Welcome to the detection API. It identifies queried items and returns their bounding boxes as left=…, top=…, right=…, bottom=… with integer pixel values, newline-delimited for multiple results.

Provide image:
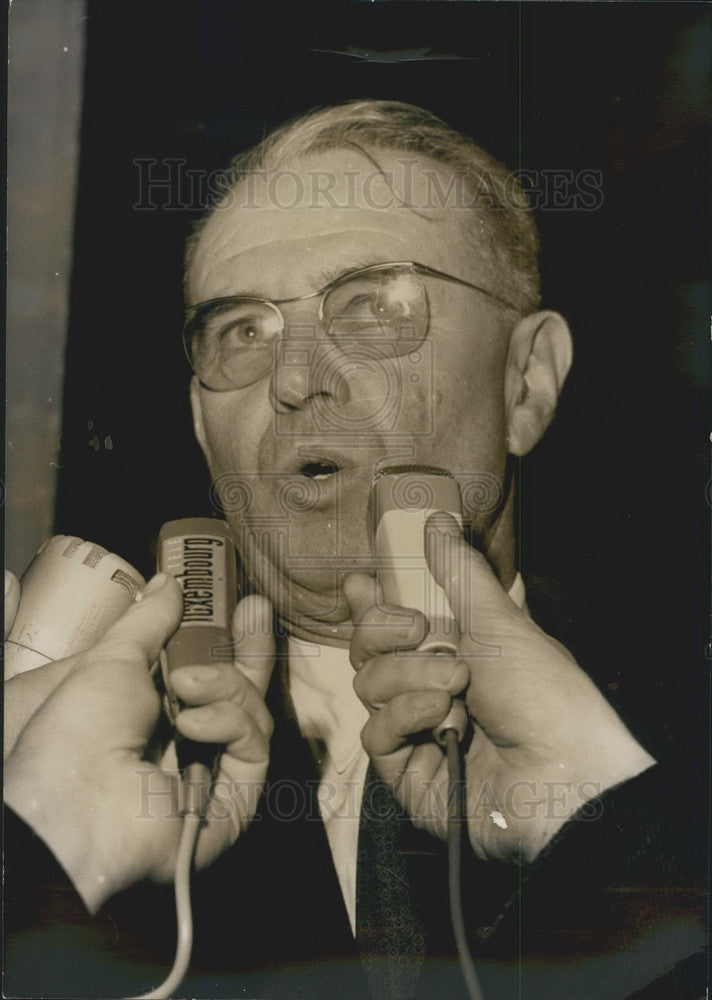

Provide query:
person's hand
left=4, top=572, right=275, bottom=912
left=344, top=515, right=655, bottom=863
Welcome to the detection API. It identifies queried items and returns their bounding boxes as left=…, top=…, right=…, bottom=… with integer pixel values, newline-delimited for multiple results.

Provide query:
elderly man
left=4, top=101, right=704, bottom=999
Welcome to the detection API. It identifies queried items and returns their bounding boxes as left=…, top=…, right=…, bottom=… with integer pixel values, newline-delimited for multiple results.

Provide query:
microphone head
left=372, top=463, right=454, bottom=484
left=5, top=537, right=145, bottom=678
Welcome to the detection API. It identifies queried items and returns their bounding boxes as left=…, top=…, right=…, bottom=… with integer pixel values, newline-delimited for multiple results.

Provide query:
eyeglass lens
left=186, top=265, right=430, bottom=390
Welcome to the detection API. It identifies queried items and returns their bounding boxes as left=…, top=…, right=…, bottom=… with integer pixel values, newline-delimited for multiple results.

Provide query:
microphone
left=157, top=518, right=237, bottom=779
left=368, top=464, right=468, bottom=744
left=5, top=537, right=145, bottom=680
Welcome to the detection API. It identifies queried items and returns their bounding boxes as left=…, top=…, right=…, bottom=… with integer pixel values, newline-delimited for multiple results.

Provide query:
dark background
left=55, top=1, right=709, bottom=754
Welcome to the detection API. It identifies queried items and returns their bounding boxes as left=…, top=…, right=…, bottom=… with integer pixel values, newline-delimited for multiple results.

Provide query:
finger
left=170, top=662, right=273, bottom=736
left=61, top=574, right=185, bottom=739
left=6, top=577, right=183, bottom=770
left=231, top=594, right=275, bottom=697
left=425, top=513, right=516, bottom=629
left=4, top=571, right=21, bottom=639
left=345, top=574, right=428, bottom=668
left=176, top=701, right=271, bottom=764
left=361, top=689, right=452, bottom=757
left=354, top=652, right=469, bottom=710
left=4, top=657, right=78, bottom=758
left=94, top=573, right=184, bottom=669
left=350, top=604, right=428, bottom=668
left=342, top=572, right=382, bottom=624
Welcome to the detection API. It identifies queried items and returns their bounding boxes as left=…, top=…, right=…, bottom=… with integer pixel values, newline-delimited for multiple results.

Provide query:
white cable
left=128, top=812, right=202, bottom=1000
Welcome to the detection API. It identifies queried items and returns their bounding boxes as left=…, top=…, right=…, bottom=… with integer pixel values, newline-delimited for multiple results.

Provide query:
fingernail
left=140, top=573, right=169, bottom=598
left=426, top=511, right=460, bottom=536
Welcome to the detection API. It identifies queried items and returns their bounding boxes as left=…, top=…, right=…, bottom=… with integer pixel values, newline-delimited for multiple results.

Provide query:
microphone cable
left=128, top=762, right=211, bottom=1000
left=444, top=728, right=486, bottom=1000
left=127, top=742, right=483, bottom=1000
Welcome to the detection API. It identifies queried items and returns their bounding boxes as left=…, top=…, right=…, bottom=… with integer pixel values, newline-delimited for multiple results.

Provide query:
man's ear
left=189, top=376, right=213, bottom=466
left=504, top=311, right=573, bottom=457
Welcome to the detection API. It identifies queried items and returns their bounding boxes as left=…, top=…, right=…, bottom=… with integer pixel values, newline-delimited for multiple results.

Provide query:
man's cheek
left=202, top=391, right=270, bottom=465
left=360, top=347, right=436, bottom=440
left=203, top=422, right=272, bottom=529
left=308, top=348, right=433, bottom=440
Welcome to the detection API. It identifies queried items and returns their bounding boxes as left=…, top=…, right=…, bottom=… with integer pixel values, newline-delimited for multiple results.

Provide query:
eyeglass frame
left=183, top=260, right=519, bottom=391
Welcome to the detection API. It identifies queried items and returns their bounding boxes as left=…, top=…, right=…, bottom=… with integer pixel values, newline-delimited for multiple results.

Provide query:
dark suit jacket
left=4, top=581, right=707, bottom=999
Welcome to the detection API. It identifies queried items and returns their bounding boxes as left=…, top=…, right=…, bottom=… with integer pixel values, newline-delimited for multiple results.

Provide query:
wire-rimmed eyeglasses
left=184, top=261, right=517, bottom=392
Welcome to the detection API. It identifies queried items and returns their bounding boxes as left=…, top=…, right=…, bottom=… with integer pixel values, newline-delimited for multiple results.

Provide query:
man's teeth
left=300, top=461, right=341, bottom=479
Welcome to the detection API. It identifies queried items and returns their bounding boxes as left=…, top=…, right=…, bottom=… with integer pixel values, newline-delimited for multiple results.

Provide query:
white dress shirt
left=287, top=573, right=526, bottom=934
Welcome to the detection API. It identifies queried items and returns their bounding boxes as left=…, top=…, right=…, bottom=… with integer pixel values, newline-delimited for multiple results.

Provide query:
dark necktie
left=355, top=761, right=427, bottom=1000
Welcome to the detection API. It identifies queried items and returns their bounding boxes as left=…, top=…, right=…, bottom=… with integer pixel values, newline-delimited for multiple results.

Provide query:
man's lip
left=286, top=447, right=359, bottom=479
left=277, top=463, right=364, bottom=511
left=299, top=459, right=342, bottom=479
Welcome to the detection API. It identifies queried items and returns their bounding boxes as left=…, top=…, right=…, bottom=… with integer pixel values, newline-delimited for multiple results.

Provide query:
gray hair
left=185, top=99, right=541, bottom=314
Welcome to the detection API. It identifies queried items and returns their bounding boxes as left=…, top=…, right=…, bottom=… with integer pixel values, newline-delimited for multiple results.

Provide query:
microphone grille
left=373, top=464, right=453, bottom=481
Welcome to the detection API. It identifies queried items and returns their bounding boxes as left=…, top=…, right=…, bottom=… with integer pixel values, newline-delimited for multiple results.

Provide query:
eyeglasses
left=184, top=261, right=517, bottom=392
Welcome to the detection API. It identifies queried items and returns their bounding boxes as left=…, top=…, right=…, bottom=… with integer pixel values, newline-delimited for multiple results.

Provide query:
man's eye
left=340, top=285, right=415, bottom=323
left=206, top=314, right=274, bottom=351
left=222, top=320, right=263, bottom=345
left=342, top=292, right=380, bottom=316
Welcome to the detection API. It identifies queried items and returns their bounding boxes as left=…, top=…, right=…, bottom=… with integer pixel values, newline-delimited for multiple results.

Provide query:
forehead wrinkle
left=193, top=224, right=414, bottom=298
left=192, top=159, right=488, bottom=300
left=322, top=140, right=441, bottom=226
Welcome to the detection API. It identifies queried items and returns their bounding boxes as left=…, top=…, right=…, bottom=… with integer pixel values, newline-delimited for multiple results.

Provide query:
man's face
left=189, top=149, right=514, bottom=643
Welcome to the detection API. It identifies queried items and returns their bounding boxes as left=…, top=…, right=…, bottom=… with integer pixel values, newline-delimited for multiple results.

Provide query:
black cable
left=444, top=728, right=485, bottom=1000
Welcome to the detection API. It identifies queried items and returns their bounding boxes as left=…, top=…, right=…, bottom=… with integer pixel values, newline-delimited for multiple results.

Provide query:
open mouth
left=300, top=460, right=341, bottom=480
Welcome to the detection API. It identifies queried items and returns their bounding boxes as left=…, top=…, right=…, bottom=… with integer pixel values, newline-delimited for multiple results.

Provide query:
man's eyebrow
left=193, top=257, right=393, bottom=307
left=312, top=256, right=391, bottom=288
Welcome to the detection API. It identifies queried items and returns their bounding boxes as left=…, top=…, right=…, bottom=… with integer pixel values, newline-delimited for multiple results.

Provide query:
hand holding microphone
left=346, top=469, right=655, bottom=860
left=4, top=527, right=276, bottom=913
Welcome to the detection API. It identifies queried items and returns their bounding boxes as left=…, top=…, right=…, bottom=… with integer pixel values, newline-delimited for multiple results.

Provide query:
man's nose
left=268, top=324, right=352, bottom=414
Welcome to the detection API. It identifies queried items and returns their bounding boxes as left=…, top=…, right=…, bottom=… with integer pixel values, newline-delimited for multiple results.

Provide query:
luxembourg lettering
left=180, top=536, right=224, bottom=623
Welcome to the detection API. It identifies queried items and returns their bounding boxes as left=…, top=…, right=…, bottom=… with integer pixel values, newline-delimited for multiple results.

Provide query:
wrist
left=524, top=731, right=656, bottom=861
left=4, top=755, right=123, bottom=913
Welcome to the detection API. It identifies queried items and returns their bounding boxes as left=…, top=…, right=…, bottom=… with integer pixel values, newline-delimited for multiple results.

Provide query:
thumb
left=94, top=572, right=184, bottom=664
left=4, top=657, right=79, bottom=758
left=5, top=574, right=183, bottom=758
left=231, top=594, right=275, bottom=698
left=7, top=574, right=184, bottom=758
left=342, top=571, right=384, bottom=626
left=425, top=513, right=513, bottom=630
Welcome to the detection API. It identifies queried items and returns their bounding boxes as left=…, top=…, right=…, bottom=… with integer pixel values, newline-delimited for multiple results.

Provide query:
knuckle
left=349, top=641, right=367, bottom=670
left=352, top=669, right=370, bottom=702
left=228, top=718, right=268, bottom=762
left=228, top=675, right=250, bottom=708
left=356, top=606, right=379, bottom=629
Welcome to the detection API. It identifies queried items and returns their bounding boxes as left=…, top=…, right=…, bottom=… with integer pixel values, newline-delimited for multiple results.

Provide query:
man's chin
left=281, top=614, right=355, bottom=648
left=244, top=554, right=358, bottom=646
left=276, top=584, right=357, bottom=647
